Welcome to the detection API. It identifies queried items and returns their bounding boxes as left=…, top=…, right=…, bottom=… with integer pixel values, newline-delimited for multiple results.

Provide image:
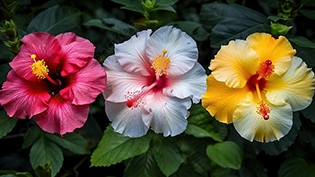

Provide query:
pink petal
left=105, top=101, right=150, bottom=137
left=115, top=29, right=153, bottom=76
left=143, top=92, right=191, bottom=137
left=146, top=26, right=198, bottom=76
left=103, top=55, right=150, bottom=102
left=35, top=95, right=89, bottom=135
left=60, top=58, right=106, bottom=105
left=0, top=70, right=50, bottom=118
left=10, top=32, right=62, bottom=81
left=55, top=32, right=95, bottom=76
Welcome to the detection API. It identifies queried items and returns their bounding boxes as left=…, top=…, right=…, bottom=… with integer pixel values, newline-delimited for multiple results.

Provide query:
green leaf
left=45, top=132, right=90, bottom=155
left=0, top=175, right=17, bottom=177
left=0, top=42, right=14, bottom=61
left=84, top=18, right=138, bottom=37
left=34, top=161, right=52, bottom=177
left=27, top=5, right=81, bottom=35
left=15, top=172, right=33, bottom=177
left=22, top=125, right=41, bottom=149
left=0, top=110, right=18, bottom=139
left=206, top=141, right=243, bottom=170
left=152, top=137, right=183, bottom=176
left=90, top=125, right=152, bottom=167
left=123, top=151, right=164, bottom=177
left=111, top=0, right=144, bottom=13
left=30, top=135, right=63, bottom=177
left=185, top=104, right=227, bottom=142
left=293, top=43, right=315, bottom=67
left=0, top=63, right=11, bottom=84
left=170, top=21, right=210, bottom=41
left=278, top=157, right=315, bottom=177
left=302, top=97, right=315, bottom=123
left=301, top=0, right=315, bottom=7
left=300, top=9, right=315, bottom=20
left=253, top=113, right=302, bottom=156
left=200, top=2, right=270, bottom=48
left=289, top=36, right=315, bottom=49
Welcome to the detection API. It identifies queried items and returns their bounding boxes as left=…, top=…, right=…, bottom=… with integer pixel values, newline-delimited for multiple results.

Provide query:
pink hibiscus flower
left=0, top=32, right=106, bottom=135
left=103, top=26, right=207, bottom=137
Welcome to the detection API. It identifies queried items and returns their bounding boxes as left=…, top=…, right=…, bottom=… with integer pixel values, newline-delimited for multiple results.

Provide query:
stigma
left=151, top=49, right=170, bottom=76
left=257, top=101, right=270, bottom=120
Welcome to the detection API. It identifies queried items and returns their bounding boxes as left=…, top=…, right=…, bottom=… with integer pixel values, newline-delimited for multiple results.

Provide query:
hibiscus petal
left=115, top=29, right=153, bottom=76
left=103, top=55, right=149, bottom=102
left=164, top=62, right=207, bottom=103
left=266, top=56, right=315, bottom=111
left=146, top=26, right=198, bottom=76
left=0, top=70, right=50, bottom=118
left=143, top=92, right=191, bottom=137
left=105, top=101, right=150, bottom=137
left=246, top=33, right=295, bottom=75
left=233, top=95, right=293, bottom=142
left=56, top=32, right=95, bottom=76
left=210, top=40, right=259, bottom=88
left=35, top=95, right=89, bottom=135
left=201, top=75, right=249, bottom=124
left=10, top=32, right=62, bottom=81
left=60, top=59, right=106, bottom=105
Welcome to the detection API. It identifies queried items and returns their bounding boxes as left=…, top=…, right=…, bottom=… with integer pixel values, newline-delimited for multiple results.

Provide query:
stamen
left=30, top=54, right=59, bottom=86
left=257, top=60, right=274, bottom=78
left=257, top=101, right=270, bottom=120
left=151, top=49, right=170, bottom=76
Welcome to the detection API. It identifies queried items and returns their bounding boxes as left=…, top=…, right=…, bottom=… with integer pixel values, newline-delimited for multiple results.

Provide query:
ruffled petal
left=164, top=62, right=206, bottom=103
left=233, top=95, right=293, bottom=142
left=146, top=26, right=198, bottom=76
left=55, top=32, right=95, bottom=76
left=210, top=40, right=259, bottom=88
left=35, top=95, right=89, bottom=135
left=143, top=92, right=191, bottom=137
left=246, top=33, right=295, bottom=75
left=201, top=75, right=249, bottom=124
left=105, top=101, right=150, bottom=137
left=60, top=59, right=106, bottom=105
left=266, top=56, right=315, bottom=111
left=10, top=32, right=62, bottom=81
left=115, top=29, right=153, bottom=76
left=0, top=70, right=50, bottom=118
left=103, top=55, right=149, bottom=102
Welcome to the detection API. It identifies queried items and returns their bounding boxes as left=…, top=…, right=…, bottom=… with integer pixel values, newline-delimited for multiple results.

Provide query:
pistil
left=30, top=54, right=59, bottom=86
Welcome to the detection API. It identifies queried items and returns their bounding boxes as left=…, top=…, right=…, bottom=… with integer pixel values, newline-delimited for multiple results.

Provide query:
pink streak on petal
left=10, top=32, right=62, bottom=81
left=0, top=70, right=50, bottom=118
left=35, top=95, right=89, bottom=135
left=60, top=59, right=106, bottom=105
left=56, top=32, right=95, bottom=76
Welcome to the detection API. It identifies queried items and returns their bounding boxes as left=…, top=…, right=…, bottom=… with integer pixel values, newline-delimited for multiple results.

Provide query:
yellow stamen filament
left=255, top=76, right=270, bottom=120
left=151, top=49, right=170, bottom=76
left=30, top=54, right=58, bottom=86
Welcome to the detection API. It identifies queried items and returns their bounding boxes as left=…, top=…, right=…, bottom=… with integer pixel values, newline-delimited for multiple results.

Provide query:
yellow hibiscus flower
left=202, top=33, right=315, bottom=142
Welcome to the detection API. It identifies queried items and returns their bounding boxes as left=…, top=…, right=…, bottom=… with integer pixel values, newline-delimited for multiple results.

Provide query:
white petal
left=115, top=29, right=153, bottom=76
left=103, top=55, right=148, bottom=102
left=105, top=101, right=150, bottom=137
left=143, top=92, right=191, bottom=137
left=266, top=56, right=315, bottom=111
left=233, top=95, right=293, bottom=143
left=146, top=26, right=198, bottom=75
left=164, top=62, right=207, bottom=103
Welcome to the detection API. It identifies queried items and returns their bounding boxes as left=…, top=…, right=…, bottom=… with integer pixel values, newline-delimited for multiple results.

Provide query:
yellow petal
left=233, top=95, right=293, bottom=142
left=201, top=75, right=249, bottom=124
left=266, top=56, right=315, bottom=111
left=210, top=40, right=259, bottom=88
left=246, top=33, right=296, bottom=75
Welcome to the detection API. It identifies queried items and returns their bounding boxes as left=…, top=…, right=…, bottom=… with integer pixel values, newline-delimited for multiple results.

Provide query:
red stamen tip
left=126, top=100, right=133, bottom=108
left=263, top=115, right=269, bottom=120
left=265, top=60, right=272, bottom=66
